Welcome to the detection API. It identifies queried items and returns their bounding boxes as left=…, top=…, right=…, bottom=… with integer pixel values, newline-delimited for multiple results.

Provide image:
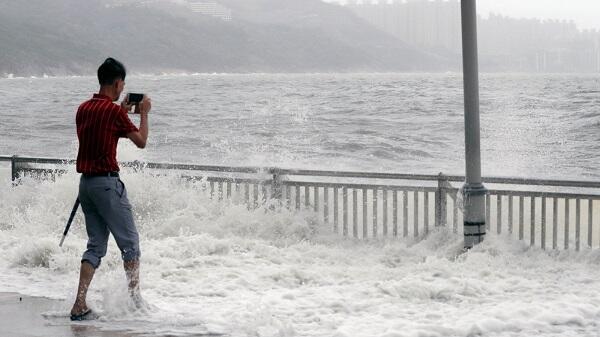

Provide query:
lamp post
left=461, top=0, right=487, bottom=248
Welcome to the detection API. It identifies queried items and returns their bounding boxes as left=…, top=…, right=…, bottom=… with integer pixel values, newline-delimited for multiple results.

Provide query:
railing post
left=436, top=173, right=450, bottom=227
left=11, top=155, right=19, bottom=183
left=271, top=168, right=283, bottom=202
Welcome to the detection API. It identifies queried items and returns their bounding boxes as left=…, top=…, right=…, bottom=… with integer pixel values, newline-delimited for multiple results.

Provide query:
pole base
left=464, top=221, right=486, bottom=248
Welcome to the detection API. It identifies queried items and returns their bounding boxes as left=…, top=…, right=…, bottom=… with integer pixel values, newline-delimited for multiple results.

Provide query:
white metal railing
left=3, top=155, right=600, bottom=250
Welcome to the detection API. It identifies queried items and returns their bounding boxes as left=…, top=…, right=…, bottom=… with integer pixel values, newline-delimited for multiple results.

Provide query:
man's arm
left=127, top=96, right=151, bottom=149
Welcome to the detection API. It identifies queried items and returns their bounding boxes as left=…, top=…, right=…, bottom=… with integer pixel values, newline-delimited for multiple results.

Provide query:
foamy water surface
left=1, top=167, right=600, bottom=336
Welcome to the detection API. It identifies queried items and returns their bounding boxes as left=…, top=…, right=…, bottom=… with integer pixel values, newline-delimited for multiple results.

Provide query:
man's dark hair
left=97, top=58, right=126, bottom=86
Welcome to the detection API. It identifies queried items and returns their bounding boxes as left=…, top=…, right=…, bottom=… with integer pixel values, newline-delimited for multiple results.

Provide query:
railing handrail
left=4, top=154, right=600, bottom=189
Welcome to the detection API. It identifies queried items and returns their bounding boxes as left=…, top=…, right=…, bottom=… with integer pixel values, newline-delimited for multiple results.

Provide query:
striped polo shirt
left=76, top=93, right=139, bottom=174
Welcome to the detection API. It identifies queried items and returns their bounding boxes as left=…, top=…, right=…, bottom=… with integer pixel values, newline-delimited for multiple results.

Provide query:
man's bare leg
left=124, top=259, right=142, bottom=306
left=70, top=261, right=95, bottom=315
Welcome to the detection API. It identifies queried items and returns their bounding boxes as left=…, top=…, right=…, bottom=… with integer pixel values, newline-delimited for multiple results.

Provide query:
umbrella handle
left=59, top=198, right=80, bottom=247
left=59, top=235, right=67, bottom=247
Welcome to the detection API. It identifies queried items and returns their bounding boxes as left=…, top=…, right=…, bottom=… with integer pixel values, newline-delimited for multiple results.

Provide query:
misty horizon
left=329, top=0, right=600, bottom=31
left=1, top=0, right=599, bottom=76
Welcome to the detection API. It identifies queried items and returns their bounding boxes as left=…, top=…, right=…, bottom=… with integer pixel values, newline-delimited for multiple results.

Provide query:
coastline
left=0, top=292, right=142, bottom=337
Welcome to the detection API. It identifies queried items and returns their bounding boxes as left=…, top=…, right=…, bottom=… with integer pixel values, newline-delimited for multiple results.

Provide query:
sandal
left=70, top=309, right=93, bottom=321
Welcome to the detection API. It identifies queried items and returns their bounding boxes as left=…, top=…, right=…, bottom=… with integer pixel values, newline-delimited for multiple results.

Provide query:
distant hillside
left=0, top=0, right=449, bottom=76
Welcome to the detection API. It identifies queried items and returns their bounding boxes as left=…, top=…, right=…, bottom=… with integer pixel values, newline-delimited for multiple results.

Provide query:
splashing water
left=1, top=166, right=600, bottom=336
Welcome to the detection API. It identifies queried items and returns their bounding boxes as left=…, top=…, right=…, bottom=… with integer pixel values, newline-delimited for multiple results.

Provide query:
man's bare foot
left=70, top=302, right=89, bottom=316
left=71, top=304, right=90, bottom=317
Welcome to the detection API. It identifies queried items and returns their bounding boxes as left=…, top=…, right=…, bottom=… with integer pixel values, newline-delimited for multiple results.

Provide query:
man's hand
left=134, top=95, right=151, bottom=115
left=121, top=100, right=134, bottom=113
left=127, top=95, right=151, bottom=149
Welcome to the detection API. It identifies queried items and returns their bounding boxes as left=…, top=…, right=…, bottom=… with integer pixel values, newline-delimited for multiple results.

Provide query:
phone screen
left=128, top=93, right=144, bottom=104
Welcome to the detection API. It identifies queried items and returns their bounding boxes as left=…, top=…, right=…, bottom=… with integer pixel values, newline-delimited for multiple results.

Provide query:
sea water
left=1, top=73, right=599, bottom=178
left=1, top=73, right=600, bottom=336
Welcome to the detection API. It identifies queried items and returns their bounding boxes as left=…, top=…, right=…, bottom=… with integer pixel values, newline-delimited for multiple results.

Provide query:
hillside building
left=188, top=1, right=232, bottom=21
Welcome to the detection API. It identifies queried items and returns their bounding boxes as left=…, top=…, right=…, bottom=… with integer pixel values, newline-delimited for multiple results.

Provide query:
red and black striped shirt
left=76, top=94, right=139, bottom=174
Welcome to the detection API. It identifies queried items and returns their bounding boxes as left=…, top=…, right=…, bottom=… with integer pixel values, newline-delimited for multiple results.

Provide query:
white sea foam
left=1, top=169, right=600, bottom=336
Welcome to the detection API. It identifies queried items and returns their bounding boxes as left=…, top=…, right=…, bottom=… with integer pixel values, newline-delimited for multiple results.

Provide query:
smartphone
left=127, top=93, right=144, bottom=105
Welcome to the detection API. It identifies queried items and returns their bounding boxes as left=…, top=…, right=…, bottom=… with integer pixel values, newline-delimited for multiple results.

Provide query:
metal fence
left=2, top=155, right=600, bottom=250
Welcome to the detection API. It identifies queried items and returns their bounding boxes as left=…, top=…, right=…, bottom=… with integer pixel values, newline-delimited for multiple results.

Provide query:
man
left=70, top=57, right=151, bottom=321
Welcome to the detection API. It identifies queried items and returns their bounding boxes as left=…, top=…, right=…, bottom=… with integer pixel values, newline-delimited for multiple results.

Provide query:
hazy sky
left=332, top=0, right=600, bottom=31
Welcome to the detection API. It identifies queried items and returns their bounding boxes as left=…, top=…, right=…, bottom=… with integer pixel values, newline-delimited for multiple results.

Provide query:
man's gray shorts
left=79, top=175, right=140, bottom=269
